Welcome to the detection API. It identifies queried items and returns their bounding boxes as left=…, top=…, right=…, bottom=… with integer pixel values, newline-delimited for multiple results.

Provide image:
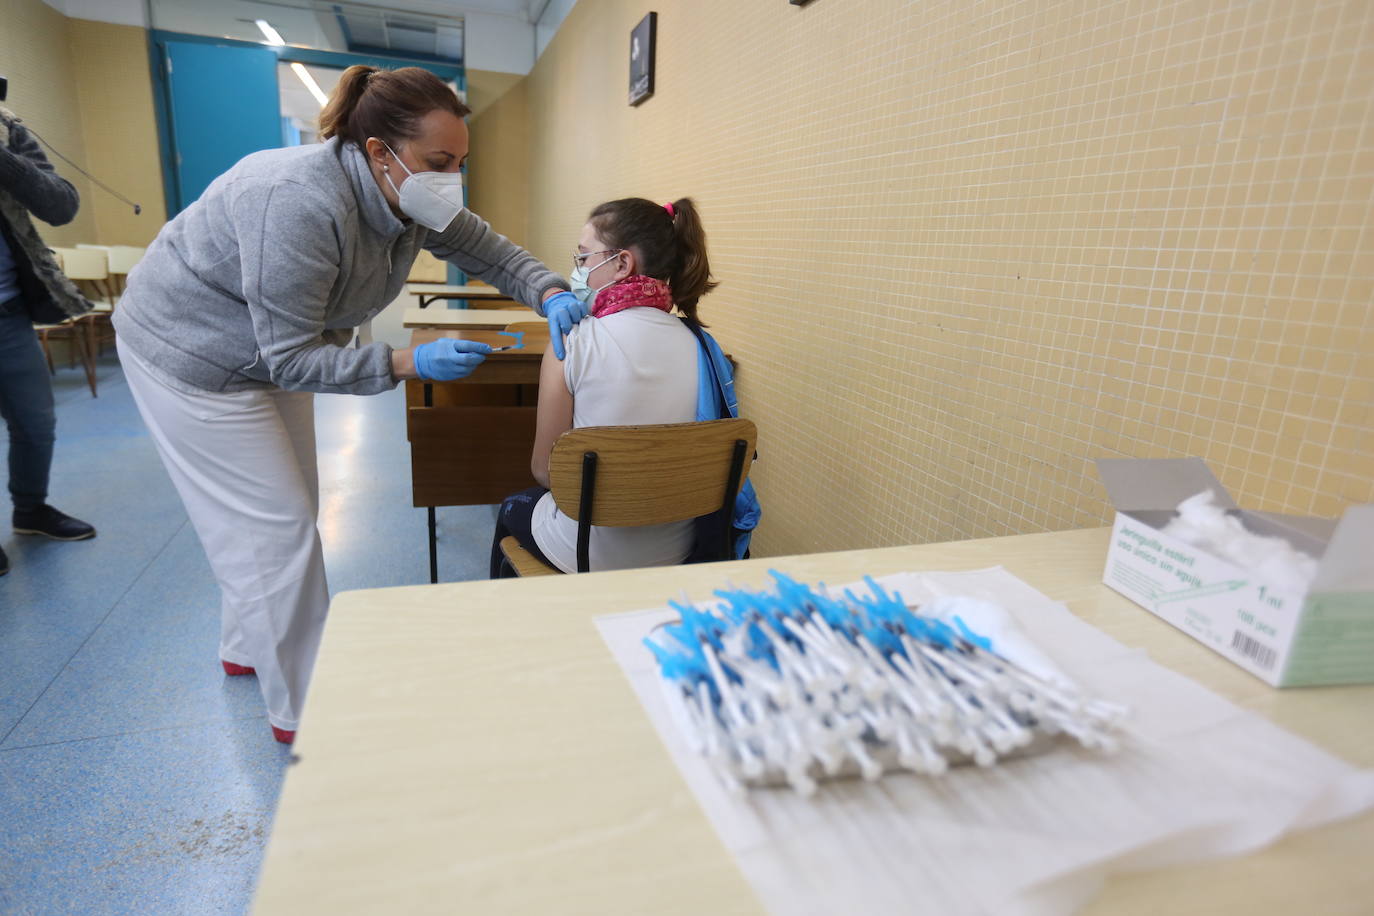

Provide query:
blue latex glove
left=543, top=290, right=588, bottom=361
left=413, top=338, right=492, bottom=381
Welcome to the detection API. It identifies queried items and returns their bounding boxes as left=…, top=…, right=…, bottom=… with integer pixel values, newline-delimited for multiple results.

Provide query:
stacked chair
left=41, top=245, right=145, bottom=397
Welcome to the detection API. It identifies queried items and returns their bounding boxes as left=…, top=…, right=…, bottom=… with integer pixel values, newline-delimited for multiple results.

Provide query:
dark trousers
left=0, top=298, right=56, bottom=511
left=490, top=485, right=554, bottom=578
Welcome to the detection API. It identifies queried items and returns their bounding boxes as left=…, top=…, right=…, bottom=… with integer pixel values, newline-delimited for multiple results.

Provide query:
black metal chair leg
left=428, top=506, right=438, bottom=584
left=718, top=440, right=748, bottom=561
left=576, top=452, right=598, bottom=573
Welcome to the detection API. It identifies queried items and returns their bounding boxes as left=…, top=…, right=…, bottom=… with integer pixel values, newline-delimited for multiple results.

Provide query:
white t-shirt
left=530, top=308, right=699, bottom=573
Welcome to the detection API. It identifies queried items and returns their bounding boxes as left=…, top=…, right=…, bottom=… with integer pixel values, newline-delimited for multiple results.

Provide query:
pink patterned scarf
left=590, top=274, right=674, bottom=318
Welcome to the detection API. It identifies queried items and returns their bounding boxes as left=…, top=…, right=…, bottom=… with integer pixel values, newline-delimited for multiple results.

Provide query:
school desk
left=406, top=328, right=545, bottom=582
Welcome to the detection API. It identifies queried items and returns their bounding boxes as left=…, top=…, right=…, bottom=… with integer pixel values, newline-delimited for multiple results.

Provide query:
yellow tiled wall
left=1, top=0, right=99, bottom=245
left=68, top=19, right=168, bottom=245
left=469, top=0, right=1373, bottom=557
left=0, top=0, right=165, bottom=246
left=468, top=76, right=531, bottom=248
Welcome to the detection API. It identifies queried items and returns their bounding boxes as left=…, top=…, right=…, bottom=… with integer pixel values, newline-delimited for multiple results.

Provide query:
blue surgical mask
left=569, top=250, right=621, bottom=305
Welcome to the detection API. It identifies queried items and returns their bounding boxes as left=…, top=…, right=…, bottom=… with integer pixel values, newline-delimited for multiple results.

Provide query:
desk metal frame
left=410, top=286, right=515, bottom=309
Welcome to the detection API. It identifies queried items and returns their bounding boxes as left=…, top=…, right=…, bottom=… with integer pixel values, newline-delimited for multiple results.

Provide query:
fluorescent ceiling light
left=255, top=19, right=286, bottom=45
left=291, top=63, right=330, bottom=108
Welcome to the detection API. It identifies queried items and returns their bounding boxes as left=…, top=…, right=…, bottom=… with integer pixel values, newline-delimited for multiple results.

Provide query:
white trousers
left=119, top=339, right=328, bottom=732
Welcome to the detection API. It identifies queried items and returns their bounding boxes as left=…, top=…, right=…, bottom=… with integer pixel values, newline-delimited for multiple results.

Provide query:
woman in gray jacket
left=113, top=66, right=586, bottom=744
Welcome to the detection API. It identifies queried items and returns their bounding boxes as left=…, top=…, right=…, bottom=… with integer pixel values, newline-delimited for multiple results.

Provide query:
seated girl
left=490, top=197, right=718, bottom=575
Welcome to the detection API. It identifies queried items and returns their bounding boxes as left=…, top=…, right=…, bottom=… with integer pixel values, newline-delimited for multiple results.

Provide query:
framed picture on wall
left=629, top=12, right=657, bottom=106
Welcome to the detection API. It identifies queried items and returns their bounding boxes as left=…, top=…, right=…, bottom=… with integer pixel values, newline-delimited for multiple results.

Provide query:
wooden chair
left=103, top=245, right=145, bottom=298
left=66, top=246, right=118, bottom=303
left=499, top=418, right=758, bottom=576
left=36, top=247, right=103, bottom=397
left=76, top=244, right=143, bottom=354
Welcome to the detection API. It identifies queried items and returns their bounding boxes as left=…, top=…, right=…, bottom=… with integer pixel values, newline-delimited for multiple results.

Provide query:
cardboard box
left=1096, top=458, right=1374, bottom=687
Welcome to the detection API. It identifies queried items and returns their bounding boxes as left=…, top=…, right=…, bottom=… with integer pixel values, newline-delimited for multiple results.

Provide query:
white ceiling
left=150, top=0, right=551, bottom=28
left=49, top=0, right=576, bottom=73
left=148, top=0, right=467, bottom=56
left=49, top=0, right=555, bottom=25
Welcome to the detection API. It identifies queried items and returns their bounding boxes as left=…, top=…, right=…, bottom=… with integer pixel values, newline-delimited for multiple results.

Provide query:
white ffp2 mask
left=381, top=140, right=464, bottom=232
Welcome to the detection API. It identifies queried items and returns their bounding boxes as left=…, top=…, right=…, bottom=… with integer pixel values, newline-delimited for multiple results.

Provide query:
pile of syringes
left=643, top=572, right=1127, bottom=795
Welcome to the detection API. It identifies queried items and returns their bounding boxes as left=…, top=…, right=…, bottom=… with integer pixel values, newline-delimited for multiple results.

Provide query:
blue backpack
left=681, top=319, right=761, bottom=561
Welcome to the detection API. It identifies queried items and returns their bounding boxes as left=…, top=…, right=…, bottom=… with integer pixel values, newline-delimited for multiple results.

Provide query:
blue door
left=164, top=41, right=281, bottom=212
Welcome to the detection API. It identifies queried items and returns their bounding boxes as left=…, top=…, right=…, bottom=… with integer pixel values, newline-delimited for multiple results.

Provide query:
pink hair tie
left=663, top=202, right=675, bottom=217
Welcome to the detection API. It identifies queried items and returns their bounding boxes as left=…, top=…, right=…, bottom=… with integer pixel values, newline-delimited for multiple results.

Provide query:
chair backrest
left=407, top=249, right=447, bottom=283
left=52, top=247, right=114, bottom=304
left=503, top=321, right=550, bottom=352
left=547, top=418, right=758, bottom=572
left=548, top=418, right=757, bottom=527
left=51, top=247, right=108, bottom=280
left=106, top=246, right=146, bottom=274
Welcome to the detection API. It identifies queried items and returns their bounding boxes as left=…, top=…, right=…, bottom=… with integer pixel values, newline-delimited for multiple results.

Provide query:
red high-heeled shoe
left=221, top=660, right=256, bottom=676
left=272, top=726, right=296, bottom=744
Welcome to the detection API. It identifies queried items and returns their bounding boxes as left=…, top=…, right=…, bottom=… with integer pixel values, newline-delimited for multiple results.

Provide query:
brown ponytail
left=587, top=196, right=719, bottom=324
left=665, top=198, right=718, bottom=321
left=319, top=65, right=470, bottom=150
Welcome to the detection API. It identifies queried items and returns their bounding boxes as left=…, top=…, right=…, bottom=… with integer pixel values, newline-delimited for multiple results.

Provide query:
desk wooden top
left=254, top=528, right=1374, bottom=915
left=408, top=327, right=546, bottom=356
left=402, top=307, right=537, bottom=329
left=406, top=282, right=515, bottom=299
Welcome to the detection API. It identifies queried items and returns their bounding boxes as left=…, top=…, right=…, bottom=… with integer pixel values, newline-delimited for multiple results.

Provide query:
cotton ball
left=1163, top=490, right=1319, bottom=593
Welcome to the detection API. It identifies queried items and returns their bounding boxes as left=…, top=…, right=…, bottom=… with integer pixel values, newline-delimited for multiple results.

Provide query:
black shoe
left=0, top=544, right=8, bottom=576
left=13, top=505, right=96, bottom=541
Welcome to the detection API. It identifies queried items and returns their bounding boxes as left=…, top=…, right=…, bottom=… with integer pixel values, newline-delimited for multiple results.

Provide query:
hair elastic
left=663, top=202, right=676, bottom=217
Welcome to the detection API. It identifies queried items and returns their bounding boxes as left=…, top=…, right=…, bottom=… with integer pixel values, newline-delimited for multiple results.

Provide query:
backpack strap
left=681, top=317, right=733, bottom=419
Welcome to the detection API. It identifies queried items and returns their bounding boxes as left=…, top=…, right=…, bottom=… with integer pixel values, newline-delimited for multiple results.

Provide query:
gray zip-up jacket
left=114, top=137, right=565, bottom=395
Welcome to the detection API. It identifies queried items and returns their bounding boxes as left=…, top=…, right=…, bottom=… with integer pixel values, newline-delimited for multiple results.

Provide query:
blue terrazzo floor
left=0, top=352, right=498, bottom=915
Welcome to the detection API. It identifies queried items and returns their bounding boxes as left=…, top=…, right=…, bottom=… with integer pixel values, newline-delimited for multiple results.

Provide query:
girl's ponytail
left=666, top=197, right=718, bottom=324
